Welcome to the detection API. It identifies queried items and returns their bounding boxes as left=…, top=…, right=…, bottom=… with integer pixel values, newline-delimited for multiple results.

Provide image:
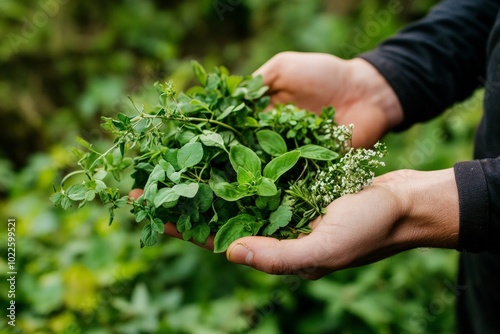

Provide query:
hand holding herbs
left=51, top=61, right=386, bottom=253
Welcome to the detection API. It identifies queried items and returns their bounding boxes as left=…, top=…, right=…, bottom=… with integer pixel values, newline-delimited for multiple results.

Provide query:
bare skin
left=130, top=52, right=460, bottom=279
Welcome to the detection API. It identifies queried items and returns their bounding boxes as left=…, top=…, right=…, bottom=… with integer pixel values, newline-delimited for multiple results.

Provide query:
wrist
left=347, top=58, right=404, bottom=133
left=376, top=169, right=459, bottom=249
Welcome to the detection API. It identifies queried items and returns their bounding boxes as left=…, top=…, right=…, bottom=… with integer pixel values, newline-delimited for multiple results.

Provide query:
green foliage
left=52, top=62, right=385, bottom=252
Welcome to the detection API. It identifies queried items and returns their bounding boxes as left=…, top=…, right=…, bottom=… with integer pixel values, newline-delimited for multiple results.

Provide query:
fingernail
left=228, top=243, right=254, bottom=266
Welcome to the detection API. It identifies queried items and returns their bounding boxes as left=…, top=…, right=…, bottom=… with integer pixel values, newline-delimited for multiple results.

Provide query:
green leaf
left=50, top=192, right=63, bottom=206
left=194, top=183, right=213, bottom=212
left=213, top=214, right=256, bottom=253
left=244, top=117, right=259, bottom=127
left=191, top=223, right=211, bottom=245
left=191, top=60, right=208, bottom=86
left=264, top=205, right=293, bottom=236
left=263, top=151, right=301, bottom=181
left=66, top=184, right=87, bottom=201
left=217, top=103, right=245, bottom=121
left=141, top=223, right=159, bottom=247
left=93, top=169, right=107, bottom=180
left=154, top=188, right=180, bottom=208
left=146, top=164, right=166, bottom=188
left=61, top=196, right=72, bottom=210
left=237, top=166, right=254, bottom=185
left=256, top=130, right=287, bottom=156
left=210, top=181, right=249, bottom=201
left=297, top=145, right=339, bottom=161
left=177, top=214, right=192, bottom=233
left=256, top=177, right=278, bottom=196
left=199, top=132, right=226, bottom=150
left=226, top=75, right=243, bottom=96
left=177, top=142, right=204, bottom=169
left=172, top=183, right=199, bottom=198
left=76, top=136, right=91, bottom=149
left=152, top=218, right=165, bottom=234
left=135, top=210, right=148, bottom=223
left=229, top=145, right=261, bottom=177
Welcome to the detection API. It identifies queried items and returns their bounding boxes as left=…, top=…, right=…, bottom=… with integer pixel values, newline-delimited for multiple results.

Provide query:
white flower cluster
left=322, top=121, right=354, bottom=152
left=310, top=142, right=386, bottom=205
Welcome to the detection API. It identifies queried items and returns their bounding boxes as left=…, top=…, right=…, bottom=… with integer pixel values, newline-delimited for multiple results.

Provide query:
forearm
left=360, top=0, right=499, bottom=130
left=376, top=168, right=459, bottom=250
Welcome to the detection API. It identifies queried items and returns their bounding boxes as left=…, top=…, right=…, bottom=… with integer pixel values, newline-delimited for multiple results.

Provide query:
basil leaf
left=256, top=177, right=278, bottom=197
left=263, top=151, right=301, bottom=181
left=178, top=142, right=204, bottom=169
left=210, top=181, right=249, bottom=201
left=213, top=214, right=256, bottom=253
left=256, top=130, right=287, bottom=156
left=229, top=145, right=261, bottom=177
left=297, top=145, right=339, bottom=161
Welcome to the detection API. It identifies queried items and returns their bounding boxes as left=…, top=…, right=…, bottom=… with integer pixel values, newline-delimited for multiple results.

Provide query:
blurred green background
left=0, top=0, right=483, bottom=333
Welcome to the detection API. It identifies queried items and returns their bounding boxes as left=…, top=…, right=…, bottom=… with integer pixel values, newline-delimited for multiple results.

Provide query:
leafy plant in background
left=51, top=61, right=386, bottom=252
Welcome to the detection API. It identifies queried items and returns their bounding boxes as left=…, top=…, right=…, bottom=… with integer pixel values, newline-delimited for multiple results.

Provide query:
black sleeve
left=454, top=159, right=500, bottom=253
left=359, top=0, right=500, bottom=131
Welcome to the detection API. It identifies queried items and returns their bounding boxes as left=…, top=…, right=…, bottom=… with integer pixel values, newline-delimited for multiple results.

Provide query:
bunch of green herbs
left=51, top=62, right=386, bottom=252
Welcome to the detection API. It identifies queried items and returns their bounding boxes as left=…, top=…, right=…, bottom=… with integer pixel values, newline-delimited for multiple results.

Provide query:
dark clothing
left=359, top=0, right=500, bottom=332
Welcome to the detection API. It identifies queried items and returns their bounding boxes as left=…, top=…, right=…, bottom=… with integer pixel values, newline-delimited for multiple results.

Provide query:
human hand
left=131, top=168, right=459, bottom=279
left=254, top=52, right=403, bottom=147
left=225, top=168, right=459, bottom=279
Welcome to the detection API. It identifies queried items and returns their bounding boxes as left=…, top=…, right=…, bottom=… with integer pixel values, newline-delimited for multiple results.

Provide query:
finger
left=129, top=188, right=144, bottom=200
left=252, top=60, right=279, bottom=88
left=226, top=235, right=330, bottom=279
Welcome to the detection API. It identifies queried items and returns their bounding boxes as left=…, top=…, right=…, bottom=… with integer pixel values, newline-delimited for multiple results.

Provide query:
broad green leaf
left=264, top=205, right=293, bottom=236
left=191, top=60, right=207, bottom=86
left=263, top=151, right=301, bottom=181
left=154, top=188, right=180, bottom=208
left=152, top=218, right=165, bottom=234
left=194, top=183, right=214, bottom=212
left=66, top=184, right=87, bottom=201
left=177, top=142, right=204, bottom=169
left=172, top=183, right=199, bottom=198
left=237, top=166, right=254, bottom=185
left=169, top=171, right=183, bottom=184
left=141, top=223, right=159, bottom=247
left=229, top=145, right=261, bottom=177
left=256, top=177, right=278, bottom=196
left=135, top=210, right=148, bottom=223
left=256, top=130, right=287, bottom=156
left=176, top=214, right=192, bottom=233
left=199, top=132, right=226, bottom=150
left=297, top=145, right=339, bottom=161
left=213, top=214, right=256, bottom=253
left=210, top=181, right=249, bottom=201
left=190, top=223, right=211, bottom=245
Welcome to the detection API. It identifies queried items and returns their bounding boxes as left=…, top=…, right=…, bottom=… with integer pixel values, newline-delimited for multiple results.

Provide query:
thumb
left=226, top=235, right=329, bottom=278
